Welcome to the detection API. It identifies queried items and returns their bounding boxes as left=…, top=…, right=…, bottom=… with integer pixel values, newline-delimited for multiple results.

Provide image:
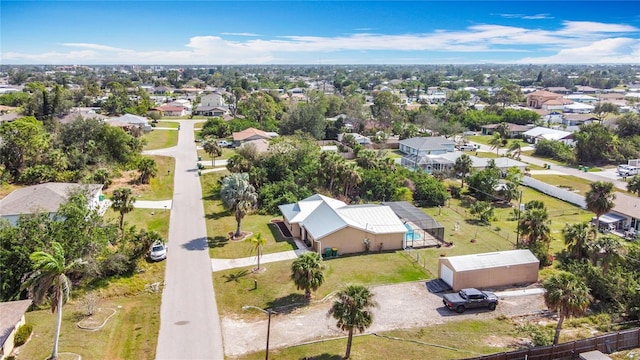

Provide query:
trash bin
left=198, top=156, right=202, bottom=161
left=578, top=165, right=583, bottom=171
left=325, top=248, right=332, bottom=258
left=584, top=166, right=589, bottom=172
left=331, top=248, right=338, bottom=257
left=547, top=164, right=551, bottom=169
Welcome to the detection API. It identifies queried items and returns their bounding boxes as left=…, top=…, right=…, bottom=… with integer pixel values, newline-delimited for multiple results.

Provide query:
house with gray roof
left=0, top=300, right=32, bottom=359
left=0, top=182, right=106, bottom=225
left=399, top=136, right=456, bottom=171
left=106, top=113, right=151, bottom=131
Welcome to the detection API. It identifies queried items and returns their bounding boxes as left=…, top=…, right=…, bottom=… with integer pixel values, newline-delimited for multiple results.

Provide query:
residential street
left=154, top=121, right=225, bottom=360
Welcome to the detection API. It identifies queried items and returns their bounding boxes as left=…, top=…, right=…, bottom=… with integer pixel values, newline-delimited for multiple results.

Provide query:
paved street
left=155, top=121, right=225, bottom=360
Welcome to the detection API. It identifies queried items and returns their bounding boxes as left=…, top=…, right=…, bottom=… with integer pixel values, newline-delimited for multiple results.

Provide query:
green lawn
left=201, top=172, right=296, bottom=259
left=213, top=251, right=429, bottom=316
left=231, top=318, right=519, bottom=360
left=532, top=174, right=593, bottom=194
left=142, top=128, right=178, bottom=150
left=154, top=121, right=180, bottom=129
left=467, top=135, right=527, bottom=149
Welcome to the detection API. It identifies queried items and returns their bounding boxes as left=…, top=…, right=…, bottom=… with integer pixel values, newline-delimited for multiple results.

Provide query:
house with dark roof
left=0, top=300, right=32, bottom=359
left=480, top=123, right=533, bottom=137
left=0, top=182, right=106, bottom=225
left=398, top=136, right=456, bottom=171
left=232, top=127, right=274, bottom=144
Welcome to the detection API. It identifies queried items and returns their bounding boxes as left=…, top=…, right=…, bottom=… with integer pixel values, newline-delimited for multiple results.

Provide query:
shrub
left=14, top=323, right=33, bottom=346
left=516, top=323, right=554, bottom=347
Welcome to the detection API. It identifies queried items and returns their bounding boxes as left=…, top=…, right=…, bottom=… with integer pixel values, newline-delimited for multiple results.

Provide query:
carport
left=438, top=250, right=539, bottom=291
left=382, top=201, right=444, bottom=248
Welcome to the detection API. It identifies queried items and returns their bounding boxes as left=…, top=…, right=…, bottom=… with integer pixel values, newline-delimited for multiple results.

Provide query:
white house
left=522, top=126, right=574, bottom=146
left=398, top=136, right=456, bottom=171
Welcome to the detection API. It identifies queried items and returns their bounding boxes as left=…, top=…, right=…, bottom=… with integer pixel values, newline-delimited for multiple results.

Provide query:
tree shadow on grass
left=207, top=236, right=229, bottom=248
left=299, top=354, right=344, bottom=360
left=222, top=270, right=249, bottom=283
left=266, top=293, right=309, bottom=314
left=205, top=210, right=230, bottom=220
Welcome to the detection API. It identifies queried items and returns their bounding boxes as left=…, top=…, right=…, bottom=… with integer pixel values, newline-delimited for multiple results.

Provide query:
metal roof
left=443, top=249, right=539, bottom=272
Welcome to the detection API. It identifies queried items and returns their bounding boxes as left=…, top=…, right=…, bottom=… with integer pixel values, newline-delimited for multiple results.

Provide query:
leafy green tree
left=371, top=91, right=401, bottom=130
left=290, top=252, right=325, bottom=300
left=137, top=157, right=158, bottom=184
left=585, top=181, right=615, bottom=229
left=470, top=201, right=494, bottom=224
left=593, top=102, right=619, bottom=123
left=466, top=165, right=501, bottom=201
left=280, top=103, right=326, bottom=139
left=587, top=235, right=623, bottom=275
left=412, top=173, right=449, bottom=206
left=562, top=222, right=597, bottom=261
left=22, top=242, right=83, bottom=360
left=327, top=285, right=376, bottom=359
left=615, top=113, right=640, bottom=138
left=111, top=187, right=136, bottom=231
left=508, top=141, right=523, bottom=159
left=453, top=154, right=473, bottom=188
left=220, top=173, right=258, bottom=238
left=489, top=132, right=507, bottom=156
left=574, top=123, right=615, bottom=165
left=319, top=151, right=346, bottom=193
left=627, top=175, right=640, bottom=196
left=248, top=232, right=267, bottom=271
left=239, top=91, right=279, bottom=129
left=0, top=116, right=50, bottom=180
left=202, top=137, right=223, bottom=166
left=543, top=271, right=591, bottom=345
left=200, top=117, right=231, bottom=139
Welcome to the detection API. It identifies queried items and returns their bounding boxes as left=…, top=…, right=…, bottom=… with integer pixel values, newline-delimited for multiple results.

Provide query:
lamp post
left=242, top=305, right=277, bottom=360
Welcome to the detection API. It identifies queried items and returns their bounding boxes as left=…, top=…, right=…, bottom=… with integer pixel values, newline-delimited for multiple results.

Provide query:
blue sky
left=2, top=1, right=639, bottom=64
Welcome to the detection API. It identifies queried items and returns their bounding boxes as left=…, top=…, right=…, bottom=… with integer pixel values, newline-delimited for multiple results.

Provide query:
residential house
left=239, top=138, right=270, bottom=153
left=153, top=105, right=188, bottom=117
left=522, top=126, right=574, bottom=146
left=545, top=87, right=572, bottom=94
left=106, top=113, right=152, bottom=131
left=193, top=93, right=228, bottom=116
left=338, top=133, right=371, bottom=145
left=414, top=151, right=528, bottom=175
left=0, top=300, right=32, bottom=360
left=562, top=114, right=598, bottom=127
left=232, top=127, right=273, bottom=145
left=480, top=123, right=533, bottom=137
left=58, top=107, right=109, bottom=124
left=279, top=194, right=408, bottom=255
left=575, top=86, right=600, bottom=94
left=0, top=182, right=106, bottom=225
left=399, top=136, right=456, bottom=171
left=564, top=94, right=598, bottom=104
left=526, top=90, right=565, bottom=109
left=598, top=192, right=640, bottom=234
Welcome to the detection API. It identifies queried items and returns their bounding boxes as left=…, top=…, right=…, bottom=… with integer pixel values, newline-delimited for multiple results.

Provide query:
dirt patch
left=228, top=231, right=252, bottom=242
left=103, top=170, right=149, bottom=196
left=485, top=335, right=518, bottom=348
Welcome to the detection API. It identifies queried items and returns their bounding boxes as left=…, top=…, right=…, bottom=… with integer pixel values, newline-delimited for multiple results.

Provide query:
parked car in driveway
left=217, top=140, right=233, bottom=148
left=442, top=288, right=498, bottom=313
left=149, top=241, right=168, bottom=261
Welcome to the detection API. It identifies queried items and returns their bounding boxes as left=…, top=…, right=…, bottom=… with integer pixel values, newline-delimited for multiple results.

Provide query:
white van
left=618, top=165, right=639, bottom=177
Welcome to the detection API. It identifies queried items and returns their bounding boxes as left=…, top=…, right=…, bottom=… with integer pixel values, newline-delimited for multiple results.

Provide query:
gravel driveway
left=222, top=281, right=547, bottom=357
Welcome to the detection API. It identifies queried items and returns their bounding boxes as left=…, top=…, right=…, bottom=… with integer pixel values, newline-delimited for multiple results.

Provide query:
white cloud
left=2, top=20, right=639, bottom=64
left=220, top=32, right=261, bottom=37
left=497, top=13, right=553, bottom=20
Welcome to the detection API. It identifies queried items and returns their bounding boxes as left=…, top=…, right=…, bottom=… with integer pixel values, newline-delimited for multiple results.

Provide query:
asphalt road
left=154, top=121, right=225, bottom=360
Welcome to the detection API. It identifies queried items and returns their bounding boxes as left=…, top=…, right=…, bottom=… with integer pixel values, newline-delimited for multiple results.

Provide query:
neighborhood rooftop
left=443, top=249, right=540, bottom=272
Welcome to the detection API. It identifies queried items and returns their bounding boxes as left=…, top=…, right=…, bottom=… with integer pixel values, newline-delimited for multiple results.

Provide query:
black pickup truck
left=442, top=288, right=499, bottom=313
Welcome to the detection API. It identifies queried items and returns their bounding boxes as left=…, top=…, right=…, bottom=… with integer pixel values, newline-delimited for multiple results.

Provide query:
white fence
left=522, top=176, right=586, bottom=209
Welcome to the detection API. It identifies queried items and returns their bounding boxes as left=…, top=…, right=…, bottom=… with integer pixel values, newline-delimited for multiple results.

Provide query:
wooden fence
left=465, top=328, right=640, bottom=360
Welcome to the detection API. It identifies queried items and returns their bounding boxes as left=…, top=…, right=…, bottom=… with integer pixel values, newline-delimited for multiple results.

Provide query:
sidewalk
left=211, top=248, right=310, bottom=272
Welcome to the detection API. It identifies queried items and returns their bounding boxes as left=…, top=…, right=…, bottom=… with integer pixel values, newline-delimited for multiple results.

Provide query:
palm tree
left=585, top=181, right=616, bottom=229
left=111, top=187, right=135, bottom=231
left=22, top=242, right=82, bottom=360
left=220, top=173, right=258, bottom=238
left=542, top=271, right=591, bottom=345
left=562, top=222, right=597, bottom=260
left=508, top=141, right=522, bottom=159
left=587, top=235, right=623, bottom=274
left=327, top=285, right=376, bottom=359
left=248, top=232, right=267, bottom=271
left=489, top=132, right=506, bottom=156
left=517, top=207, right=551, bottom=247
left=453, top=153, right=472, bottom=188
left=627, top=175, right=640, bottom=196
left=290, top=252, right=325, bottom=300
left=137, top=157, right=158, bottom=184
left=202, top=137, right=223, bottom=166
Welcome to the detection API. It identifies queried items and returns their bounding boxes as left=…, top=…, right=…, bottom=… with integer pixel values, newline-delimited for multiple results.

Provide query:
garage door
left=440, top=264, right=454, bottom=288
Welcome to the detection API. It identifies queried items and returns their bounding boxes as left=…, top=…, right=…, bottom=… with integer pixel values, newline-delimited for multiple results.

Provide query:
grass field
left=231, top=318, right=519, bottom=360
left=213, top=251, right=428, bottom=316
left=154, top=121, right=180, bottom=129
left=142, top=128, right=178, bottom=150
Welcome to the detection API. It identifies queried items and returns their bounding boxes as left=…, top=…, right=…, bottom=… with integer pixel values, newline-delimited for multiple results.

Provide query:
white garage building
left=438, top=250, right=539, bottom=291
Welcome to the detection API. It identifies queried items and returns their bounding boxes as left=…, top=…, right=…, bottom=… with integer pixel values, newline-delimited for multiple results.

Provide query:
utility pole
left=515, top=190, right=523, bottom=247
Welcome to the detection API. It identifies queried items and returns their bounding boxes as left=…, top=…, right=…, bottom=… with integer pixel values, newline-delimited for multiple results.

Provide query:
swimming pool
left=404, top=223, right=422, bottom=241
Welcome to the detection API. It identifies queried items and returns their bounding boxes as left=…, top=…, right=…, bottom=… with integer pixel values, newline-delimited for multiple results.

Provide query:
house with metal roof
left=0, top=182, right=106, bottom=225
left=279, top=194, right=408, bottom=255
left=438, top=249, right=539, bottom=291
left=399, top=136, right=456, bottom=172
left=522, top=126, right=574, bottom=146
left=0, top=300, right=32, bottom=359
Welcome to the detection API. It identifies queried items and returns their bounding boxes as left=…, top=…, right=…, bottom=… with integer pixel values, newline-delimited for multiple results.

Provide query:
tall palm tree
left=341, top=162, right=362, bottom=198
left=587, top=235, right=623, bottom=274
left=453, top=153, right=473, bottom=188
left=137, top=157, right=158, bottom=184
left=562, top=222, right=597, bottom=260
left=248, top=232, right=267, bottom=271
left=327, top=285, right=376, bottom=359
left=111, top=187, right=135, bottom=231
left=627, top=175, right=640, bottom=196
left=489, top=132, right=506, bottom=156
left=508, top=141, right=522, bottom=159
left=22, top=242, right=82, bottom=360
left=517, top=207, right=551, bottom=247
left=220, top=173, right=258, bottom=238
left=585, top=181, right=616, bottom=230
left=202, top=137, right=223, bottom=166
left=542, top=271, right=591, bottom=345
left=290, top=252, right=325, bottom=300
